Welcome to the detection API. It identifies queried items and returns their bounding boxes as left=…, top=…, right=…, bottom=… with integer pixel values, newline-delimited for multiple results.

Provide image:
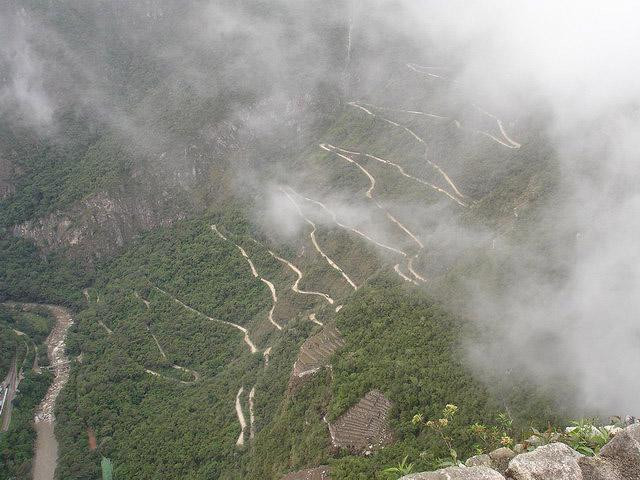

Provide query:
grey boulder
left=400, top=466, right=504, bottom=480
left=466, top=454, right=492, bottom=468
left=506, top=443, right=583, bottom=480
left=489, top=447, right=516, bottom=474
left=598, top=424, right=640, bottom=480
left=579, top=456, right=621, bottom=480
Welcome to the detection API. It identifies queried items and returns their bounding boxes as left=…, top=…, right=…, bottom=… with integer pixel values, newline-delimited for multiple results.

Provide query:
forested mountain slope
left=0, top=1, right=616, bottom=480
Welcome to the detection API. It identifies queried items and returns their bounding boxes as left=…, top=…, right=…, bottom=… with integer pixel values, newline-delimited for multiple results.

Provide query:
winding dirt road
left=473, top=104, right=522, bottom=149
left=211, top=224, right=228, bottom=241
left=317, top=145, right=428, bottom=284
left=406, top=62, right=449, bottom=79
left=260, top=278, right=283, bottom=331
left=332, top=145, right=467, bottom=207
left=407, top=255, right=427, bottom=283
left=263, top=347, right=272, bottom=367
left=249, top=386, right=256, bottom=441
left=154, top=286, right=258, bottom=354
left=297, top=183, right=406, bottom=257
left=347, top=102, right=466, bottom=199
left=394, top=264, right=419, bottom=285
left=135, top=292, right=201, bottom=384
left=321, top=143, right=425, bottom=249
left=210, top=225, right=283, bottom=331
left=266, top=250, right=335, bottom=305
left=235, top=387, right=247, bottom=446
left=404, top=64, right=521, bottom=149
left=282, top=189, right=359, bottom=291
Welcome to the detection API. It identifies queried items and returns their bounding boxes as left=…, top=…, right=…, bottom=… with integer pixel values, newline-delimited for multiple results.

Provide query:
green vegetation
left=381, top=456, right=414, bottom=480
left=54, top=211, right=325, bottom=479
left=0, top=122, right=128, bottom=228
left=323, top=277, right=556, bottom=478
left=0, top=236, right=88, bottom=308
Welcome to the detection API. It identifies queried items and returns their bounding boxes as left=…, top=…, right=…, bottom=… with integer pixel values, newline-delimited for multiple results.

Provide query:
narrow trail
left=321, top=143, right=427, bottom=247
left=260, top=278, right=283, bottom=331
left=249, top=386, right=256, bottom=441
left=149, top=331, right=167, bottom=359
left=235, top=387, right=247, bottom=447
left=134, top=291, right=150, bottom=309
left=309, top=313, right=323, bottom=326
left=210, top=225, right=282, bottom=331
left=296, top=180, right=407, bottom=256
left=154, top=286, right=258, bottom=354
left=210, top=224, right=228, bottom=241
left=121, top=292, right=202, bottom=385
left=237, top=245, right=259, bottom=278
left=406, top=62, right=449, bottom=79
left=98, top=322, right=113, bottom=335
left=473, top=104, right=522, bottom=149
left=263, top=347, right=272, bottom=367
left=266, top=250, right=335, bottom=305
left=407, top=255, right=428, bottom=283
left=171, top=365, right=200, bottom=384
left=347, top=101, right=466, bottom=199
left=144, top=367, right=199, bottom=385
left=282, top=189, right=358, bottom=291
left=83, top=288, right=113, bottom=334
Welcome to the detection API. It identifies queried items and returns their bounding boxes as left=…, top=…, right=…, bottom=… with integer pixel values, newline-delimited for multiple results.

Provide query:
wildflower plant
left=412, top=404, right=461, bottom=467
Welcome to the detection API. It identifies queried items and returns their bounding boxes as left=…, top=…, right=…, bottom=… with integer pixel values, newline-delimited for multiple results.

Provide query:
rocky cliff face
left=12, top=186, right=190, bottom=261
left=401, top=424, right=640, bottom=480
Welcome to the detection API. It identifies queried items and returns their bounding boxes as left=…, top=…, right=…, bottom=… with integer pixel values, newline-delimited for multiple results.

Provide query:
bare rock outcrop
left=402, top=466, right=506, bottom=480
left=597, top=424, right=640, bottom=479
left=400, top=425, right=640, bottom=480
left=466, top=454, right=493, bottom=468
left=489, top=447, right=516, bottom=474
left=506, top=443, right=582, bottom=480
left=12, top=189, right=188, bottom=261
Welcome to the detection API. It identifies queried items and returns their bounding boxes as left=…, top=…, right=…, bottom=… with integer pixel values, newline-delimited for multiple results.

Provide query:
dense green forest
left=53, top=211, right=321, bottom=479
left=0, top=236, right=88, bottom=308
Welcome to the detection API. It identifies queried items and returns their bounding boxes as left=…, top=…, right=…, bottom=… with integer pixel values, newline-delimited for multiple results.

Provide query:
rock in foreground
left=400, top=424, right=640, bottom=480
